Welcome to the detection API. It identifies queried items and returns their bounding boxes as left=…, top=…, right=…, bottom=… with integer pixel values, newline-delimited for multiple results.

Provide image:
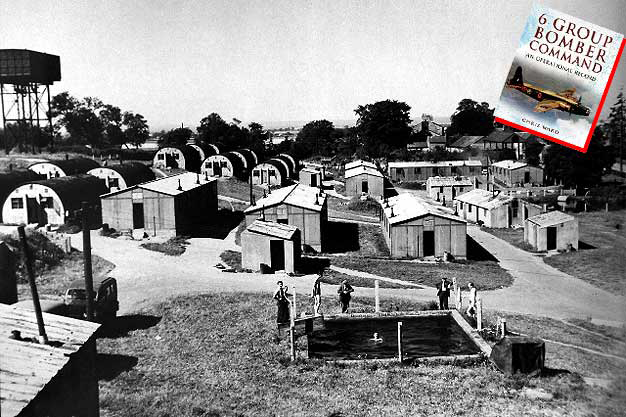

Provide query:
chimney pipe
left=177, top=179, right=183, bottom=191
left=196, top=174, right=200, bottom=184
left=18, top=226, right=48, bottom=344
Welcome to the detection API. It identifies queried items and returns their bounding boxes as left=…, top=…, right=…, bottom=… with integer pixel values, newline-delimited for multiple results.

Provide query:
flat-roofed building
left=388, top=160, right=482, bottom=182
left=426, top=176, right=474, bottom=204
left=244, top=183, right=327, bottom=252
left=524, top=211, right=578, bottom=251
left=241, top=220, right=301, bottom=273
left=381, top=193, right=466, bottom=259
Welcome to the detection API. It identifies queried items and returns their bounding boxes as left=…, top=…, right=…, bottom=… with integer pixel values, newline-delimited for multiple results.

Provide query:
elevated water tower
left=0, top=49, right=61, bottom=152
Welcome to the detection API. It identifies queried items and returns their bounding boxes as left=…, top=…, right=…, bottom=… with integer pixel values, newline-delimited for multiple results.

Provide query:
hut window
left=174, top=153, right=180, bottom=159
left=109, top=178, right=119, bottom=188
left=439, top=186, right=443, bottom=193
left=157, top=153, right=164, bottom=160
left=459, top=187, right=464, bottom=192
left=253, top=170, right=260, bottom=177
left=468, top=205, right=472, bottom=213
left=459, top=202, right=464, bottom=209
left=11, top=198, right=23, bottom=209
left=40, top=197, right=53, bottom=208
left=220, top=161, right=227, bottom=167
left=269, top=170, right=275, bottom=177
left=414, top=167, right=421, bottom=174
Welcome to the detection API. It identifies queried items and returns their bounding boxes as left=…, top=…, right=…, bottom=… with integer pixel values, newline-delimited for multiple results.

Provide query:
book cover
left=494, top=4, right=625, bottom=152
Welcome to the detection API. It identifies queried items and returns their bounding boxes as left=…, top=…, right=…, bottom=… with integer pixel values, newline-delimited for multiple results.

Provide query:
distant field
left=543, top=210, right=626, bottom=297
left=96, top=293, right=626, bottom=417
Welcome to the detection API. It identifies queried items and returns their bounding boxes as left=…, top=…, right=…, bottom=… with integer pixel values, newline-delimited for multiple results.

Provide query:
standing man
left=273, top=281, right=290, bottom=325
left=312, top=276, right=322, bottom=316
left=437, top=277, right=452, bottom=310
left=337, top=280, right=354, bottom=313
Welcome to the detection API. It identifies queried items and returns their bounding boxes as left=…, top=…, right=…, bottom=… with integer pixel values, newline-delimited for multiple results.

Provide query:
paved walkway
left=467, top=226, right=626, bottom=325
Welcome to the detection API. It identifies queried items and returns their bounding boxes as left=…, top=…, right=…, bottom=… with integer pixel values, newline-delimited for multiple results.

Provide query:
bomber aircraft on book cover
left=505, top=66, right=591, bottom=116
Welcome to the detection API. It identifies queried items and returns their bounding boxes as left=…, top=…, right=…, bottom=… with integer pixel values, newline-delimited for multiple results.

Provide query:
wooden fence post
left=397, top=321, right=403, bottom=363
left=375, top=280, right=380, bottom=313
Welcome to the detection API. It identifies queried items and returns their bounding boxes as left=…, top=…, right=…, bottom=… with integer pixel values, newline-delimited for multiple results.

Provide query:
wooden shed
left=387, top=160, right=482, bottom=182
left=2, top=175, right=107, bottom=226
left=381, top=193, right=467, bottom=259
left=0, top=303, right=101, bottom=417
left=87, top=162, right=155, bottom=193
left=344, top=161, right=384, bottom=198
left=29, top=157, right=100, bottom=179
left=0, top=170, right=43, bottom=222
left=241, top=220, right=301, bottom=273
left=489, top=160, right=544, bottom=186
left=299, top=167, right=323, bottom=188
left=244, top=183, right=327, bottom=252
left=454, top=189, right=517, bottom=228
left=101, top=172, right=217, bottom=235
left=426, top=176, right=474, bottom=204
left=152, top=146, right=202, bottom=173
left=524, top=211, right=578, bottom=251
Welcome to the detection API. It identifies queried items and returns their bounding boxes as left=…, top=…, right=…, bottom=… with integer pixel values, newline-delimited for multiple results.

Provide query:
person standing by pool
left=312, top=276, right=322, bottom=316
left=273, top=281, right=291, bottom=324
left=436, top=277, right=452, bottom=310
left=466, top=282, right=477, bottom=319
left=337, top=280, right=354, bottom=313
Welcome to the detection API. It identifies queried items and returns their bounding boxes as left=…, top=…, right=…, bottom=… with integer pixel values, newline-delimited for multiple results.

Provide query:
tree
left=354, top=100, right=412, bottom=157
left=100, top=104, right=124, bottom=147
left=123, top=112, right=150, bottom=148
left=248, top=122, right=269, bottom=159
left=159, top=127, right=192, bottom=147
left=543, top=131, right=614, bottom=188
left=197, top=113, right=230, bottom=148
left=296, top=120, right=335, bottom=157
left=524, top=136, right=545, bottom=166
left=447, top=99, right=494, bottom=136
left=606, top=90, right=625, bottom=171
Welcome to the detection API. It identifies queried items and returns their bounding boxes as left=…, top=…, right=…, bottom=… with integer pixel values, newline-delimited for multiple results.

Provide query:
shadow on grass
left=466, top=235, right=498, bottom=261
left=323, top=221, right=359, bottom=253
left=97, top=353, right=139, bottom=381
left=299, top=256, right=330, bottom=274
left=541, top=367, right=571, bottom=377
left=188, top=209, right=244, bottom=239
left=99, top=314, right=162, bottom=338
left=578, top=240, right=596, bottom=250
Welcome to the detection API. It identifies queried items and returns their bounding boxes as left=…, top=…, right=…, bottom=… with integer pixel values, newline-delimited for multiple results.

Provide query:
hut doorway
left=212, top=161, right=222, bottom=176
left=26, top=198, right=41, bottom=224
left=423, top=231, right=435, bottom=257
left=361, top=180, right=369, bottom=194
left=524, top=172, right=530, bottom=183
left=547, top=227, right=557, bottom=250
left=310, top=174, right=317, bottom=187
left=270, top=240, right=285, bottom=271
left=133, top=203, right=144, bottom=229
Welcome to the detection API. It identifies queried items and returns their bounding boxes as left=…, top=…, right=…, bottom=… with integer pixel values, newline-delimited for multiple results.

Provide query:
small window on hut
left=40, top=197, right=53, bottom=209
left=253, top=170, right=260, bottom=177
left=157, top=154, right=164, bottom=160
left=269, top=170, right=276, bottom=177
left=11, top=198, right=23, bottom=209
left=109, top=178, right=119, bottom=189
left=221, top=161, right=228, bottom=168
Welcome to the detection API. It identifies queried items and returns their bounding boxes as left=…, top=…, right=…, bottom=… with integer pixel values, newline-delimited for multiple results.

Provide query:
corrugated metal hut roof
left=345, top=164, right=383, bottom=179
left=245, top=183, right=327, bottom=214
left=0, top=303, right=100, bottom=417
left=93, top=163, right=155, bottom=187
left=236, top=148, right=258, bottom=167
left=29, top=157, right=100, bottom=175
left=450, top=136, right=484, bottom=148
left=527, top=211, right=575, bottom=228
left=491, top=160, right=528, bottom=170
left=274, top=154, right=296, bottom=176
left=0, top=171, right=43, bottom=219
left=246, top=220, right=298, bottom=240
left=345, top=160, right=377, bottom=170
left=29, top=174, right=108, bottom=211
left=135, top=172, right=216, bottom=197
left=156, top=146, right=202, bottom=172
left=426, top=176, right=474, bottom=187
left=223, top=152, right=246, bottom=179
left=482, top=131, right=520, bottom=143
left=262, top=159, right=289, bottom=181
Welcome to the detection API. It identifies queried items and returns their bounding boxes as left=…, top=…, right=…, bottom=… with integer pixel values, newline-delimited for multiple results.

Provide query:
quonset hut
left=276, top=153, right=297, bottom=176
left=252, top=158, right=290, bottom=187
left=188, top=143, right=218, bottom=161
left=201, top=149, right=258, bottom=180
left=0, top=170, right=43, bottom=222
left=87, top=162, right=156, bottom=193
left=2, top=175, right=107, bottom=226
left=28, top=157, right=100, bottom=179
left=153, top=146, right=203, bottom=172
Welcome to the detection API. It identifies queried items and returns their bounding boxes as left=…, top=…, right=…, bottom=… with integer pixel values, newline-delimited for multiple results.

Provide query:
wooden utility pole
left=18, top=226, right=48, bottom=344
left=81, top=202, right=95, bottom=321
left=397, top=321, right=403, bottom=362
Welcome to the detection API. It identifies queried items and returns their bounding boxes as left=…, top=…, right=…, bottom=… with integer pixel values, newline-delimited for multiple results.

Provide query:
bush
left=220, top=250, right=242, bottom=269
left=140, top=236, right=190, bottom=256
left=346, top=197, right=380, bottom=214
left=0, top=231, right=66, bottom=283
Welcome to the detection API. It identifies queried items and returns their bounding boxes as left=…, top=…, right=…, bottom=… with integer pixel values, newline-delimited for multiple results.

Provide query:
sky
left=2, top=0, right=625, bottom=131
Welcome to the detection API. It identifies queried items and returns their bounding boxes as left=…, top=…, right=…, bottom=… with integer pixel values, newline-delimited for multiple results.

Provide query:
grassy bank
left=140, top=236, right=189, bottom=256
left=329, top=257, right=513, bottom=290
left=97, top=293, right=625, bottom=416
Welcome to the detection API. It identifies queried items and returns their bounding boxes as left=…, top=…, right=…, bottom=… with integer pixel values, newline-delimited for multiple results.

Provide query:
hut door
left=213, top=161, right=221, bottom=176
left=524, top=172, right=530, bottom=183
left=270, top=240, right=285, bottom=271
left=361, top=180, right=369, bottom=194
left=423, top=231, right=435, bottom=257
left=547, top=227, right=557, bottom=250
left=310, top=174, right=317, bottom=187
left=26, top=198, right=39, bottom=224
left=133, top=203, right=144, bottom=229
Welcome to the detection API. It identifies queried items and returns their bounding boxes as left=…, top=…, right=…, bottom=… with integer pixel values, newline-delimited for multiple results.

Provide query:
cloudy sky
left=2, top=0, right=625, bottom=130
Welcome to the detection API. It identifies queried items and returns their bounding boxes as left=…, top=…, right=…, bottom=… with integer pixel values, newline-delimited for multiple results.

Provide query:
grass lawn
left=220, top=250, right=242, bottom=270
left=543, top=210, right=626, bottom=297
left=329, top=257, right=513, bottom=290
left=140, top=236, right=189, bottom=256
left=326, top=195, right=380, bottom=222
left=97, top=293, right=625, bottom=416
left=216, top=177, right=264, bottom=202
